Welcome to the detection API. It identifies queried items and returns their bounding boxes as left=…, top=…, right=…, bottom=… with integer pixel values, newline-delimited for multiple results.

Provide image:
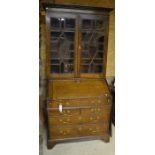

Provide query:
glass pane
left=51, top=32, right=61, bottom=41
left=50, top=18, right=60, bottom=29
left=51, top=65, right=59, bottom=73
left=50, top=17, right=75, bottom=74
left=82, top=19, right=92, bottom=30
left=98, top=44, right=104, bottom=50
left=50, top=59, right=60, bottom=64
left=66, top=18, right=75, bottom=29
left=81, top=19, right=104, bottom=73
left=96, top=20, right=104, bottom=29
left=65, top=32, right=75, bottom=41
left=51, top=52, right=59, bottom=58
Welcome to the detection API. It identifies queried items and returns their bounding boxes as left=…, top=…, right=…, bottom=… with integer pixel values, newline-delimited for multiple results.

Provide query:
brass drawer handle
left=91, top=130, right=97, bottom=133
left=78, top=127, right=82, bottom=131
left=91, top=109, right=94, bottom=112
left=91, top=100, right=95, bottom=103
left=98, top=100, right=101, bottom=103
left=60, top=130, right=70, bottom=135
left=62, top=110, right=71, bottom=114
left=67, top=110, right=71, bottom=114
left=89, top=127, right=100, bottom=132
left=90, top=116, right=100, bottom=121
left=60, top=118, right=70, bottom=124
left=78, top=116, right=82, bottom=120
left=90, top=117, right=93, bottom=120
left=97, top=116, right=100, bottom=120
left=90, top=117, right=97, bottom=121
left=66, top=102, right=70, bottom=106
left=105, top=93, right=108, bottom=97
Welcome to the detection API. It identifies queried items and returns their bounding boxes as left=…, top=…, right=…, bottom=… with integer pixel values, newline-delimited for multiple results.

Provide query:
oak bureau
left=43, top=4, right=113, bottom=149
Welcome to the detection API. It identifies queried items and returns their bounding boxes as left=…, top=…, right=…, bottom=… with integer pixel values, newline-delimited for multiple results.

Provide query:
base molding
left=47, top=134, right=110, bottom=149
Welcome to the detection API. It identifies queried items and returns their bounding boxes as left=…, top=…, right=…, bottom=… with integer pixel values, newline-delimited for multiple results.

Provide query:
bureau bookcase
left=44, top=5, right=112, bottom=149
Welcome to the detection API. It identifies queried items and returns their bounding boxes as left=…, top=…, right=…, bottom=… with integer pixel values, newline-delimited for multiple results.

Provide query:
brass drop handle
left=66, top=102, right=70, bottom=106
left=98, top=100, right=101, bottom=103
left=60, top=130, right=70, bottom=135
left=78, top=127, right=82, bottom=131
left=60, top=118, right=70, bottom=124
left=62, top=109, right=71, bottom=115
left=89, top=127, right=99, bottom=133
left=97, top=108, right=101, bottom=112
left=90, top=116, right=100, bottom=121
left=78, top=116, right=82, bottom=120
left=89, top=128, right=97, bottom=133
left=91, top=108, right=101, bottom=112
left=90, top=117, right=96, bottom=122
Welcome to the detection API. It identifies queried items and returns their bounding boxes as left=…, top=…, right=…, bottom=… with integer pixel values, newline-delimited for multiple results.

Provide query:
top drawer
left=47, top=95, right=112, bottom=109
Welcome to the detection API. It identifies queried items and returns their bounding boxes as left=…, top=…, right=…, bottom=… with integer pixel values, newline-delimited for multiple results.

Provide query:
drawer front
left=80, top=124, right=109, bottom=136
left=81, top=114, right=109, bottom=124
left=48, top=116, right=79, bottom=126
left=49, top=124, right=109, bottom=139
left=48, top=108, right=80, bottom=116
left=49, top=126, right=78, bottom=139
left=47, top=95, right=111, bottom=109
left=48, top=113, right=109, bottom=126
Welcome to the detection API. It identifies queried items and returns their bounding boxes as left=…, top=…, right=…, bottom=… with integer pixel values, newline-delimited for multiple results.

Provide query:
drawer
left=48, top=114, right=109, bottom=126
left=81, top=114, right=109, bottom=124
left=86, top=124, right=108, bottom=136
left=47, top=95, right=111, bottom=109
left=48, top=108, right=80, bottom=116
left=77, top=124, right=109, bottom=136
left=81, top=105, right=111, bottom=115
left=49, top=124, right=109, bottom=139
left=49, top=126, right=78, bottom=139
left=48, top=116, right=80, bottom=126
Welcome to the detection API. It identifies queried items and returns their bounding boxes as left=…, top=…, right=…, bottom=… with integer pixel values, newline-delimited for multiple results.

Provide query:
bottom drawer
left=48, top=124, right=109, bottom=139
left=49, top=126, right=77, bottom=139
left=77, top=124, right=109, bottom=137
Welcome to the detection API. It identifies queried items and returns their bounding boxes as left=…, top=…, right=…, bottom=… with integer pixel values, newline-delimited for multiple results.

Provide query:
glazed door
left=46, top=11, right=78, bottom=78
left=46, top=9, right=109, bottom=79
left=78, top=15, right=109, bottom=78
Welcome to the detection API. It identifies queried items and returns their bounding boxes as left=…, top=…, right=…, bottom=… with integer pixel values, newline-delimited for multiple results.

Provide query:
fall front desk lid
left=48, top=79, right=110, bottom=100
